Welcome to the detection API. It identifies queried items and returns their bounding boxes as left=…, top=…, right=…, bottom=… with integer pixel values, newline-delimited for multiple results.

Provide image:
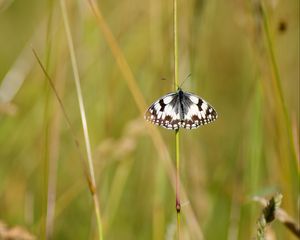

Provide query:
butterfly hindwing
left=145, top=89, right=218, bottom=130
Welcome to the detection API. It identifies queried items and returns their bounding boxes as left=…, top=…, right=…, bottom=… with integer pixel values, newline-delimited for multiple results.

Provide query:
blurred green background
left=0, top=0, right=299, bottom=239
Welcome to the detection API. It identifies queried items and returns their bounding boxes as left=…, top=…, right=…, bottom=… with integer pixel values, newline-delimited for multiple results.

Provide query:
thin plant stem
left=173, top=0, right=179, bottom=90
left=32, top=47, right=91, bottom=233
left=261, top=2, right=298, bottom=163
left=86, top=0, right=146, bottom=114
left=41, top=11, right=53, bottom=239
left=173, top=0, right=181, bottom=239
left=43, top=2, right=58, bottom=239
left=175, top=129, right=181, bottom=238
left=59, top=0, right=103, bottom=239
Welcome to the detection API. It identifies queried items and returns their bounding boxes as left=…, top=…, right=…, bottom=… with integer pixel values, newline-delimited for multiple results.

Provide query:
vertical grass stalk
left=175, top=129, right=180, bottom=238
left=261, top=2, right=298, bottom=163
left=59, top=0, right=103, bottom=239
left=173, top=0, right=180, bottom=239
left=41, top=11, right=53, bottom=239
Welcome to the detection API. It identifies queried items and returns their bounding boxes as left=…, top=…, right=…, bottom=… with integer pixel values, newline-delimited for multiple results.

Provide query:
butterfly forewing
left=145, top=92, right=182, bottom=130
left=145, top=90, right=217, bottom=130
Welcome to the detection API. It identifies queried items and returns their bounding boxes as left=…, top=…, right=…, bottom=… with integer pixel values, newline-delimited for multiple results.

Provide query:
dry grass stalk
left=254, top=194, right=300, bottom=239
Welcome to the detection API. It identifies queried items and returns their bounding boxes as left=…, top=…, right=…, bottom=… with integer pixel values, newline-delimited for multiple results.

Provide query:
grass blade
left=59, top=0, right=103, bottom=239
left=173, top=0, right=181, bottom=239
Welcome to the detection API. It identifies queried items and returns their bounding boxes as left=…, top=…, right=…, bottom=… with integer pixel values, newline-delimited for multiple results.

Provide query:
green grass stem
left=59, top=0, right=103, bottom=239
left=173, top=0, right=179, bottom=90
left=43, top=2, right=57, bottom=239
left=173, top=0, right=181, bottom=239
left=261, top=2, right=298, bottom=164
left=175, top=130, right=181, bottom=239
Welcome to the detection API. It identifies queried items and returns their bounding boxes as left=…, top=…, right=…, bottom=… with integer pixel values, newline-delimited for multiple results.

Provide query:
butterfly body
left=145, top=88, right=217, bottom=130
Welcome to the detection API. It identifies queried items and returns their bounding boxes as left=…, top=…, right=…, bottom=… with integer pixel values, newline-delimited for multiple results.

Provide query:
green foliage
left=0, top=0, right=298, bottom=239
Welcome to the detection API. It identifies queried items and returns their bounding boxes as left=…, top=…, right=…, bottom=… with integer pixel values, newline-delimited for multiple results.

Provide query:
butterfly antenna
left=179, top=73, right=191, bottom=89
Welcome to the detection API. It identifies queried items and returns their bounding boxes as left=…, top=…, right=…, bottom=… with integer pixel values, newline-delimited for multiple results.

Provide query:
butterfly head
left=177, top=87, right=183, bottom=93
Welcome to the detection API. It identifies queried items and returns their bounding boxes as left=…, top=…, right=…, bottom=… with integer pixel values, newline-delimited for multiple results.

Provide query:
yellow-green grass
left=0, top=0, right=298, bottom=239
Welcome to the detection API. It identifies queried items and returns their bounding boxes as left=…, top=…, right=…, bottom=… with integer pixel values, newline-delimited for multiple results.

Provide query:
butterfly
left=145, top=88, right=218, bottom=130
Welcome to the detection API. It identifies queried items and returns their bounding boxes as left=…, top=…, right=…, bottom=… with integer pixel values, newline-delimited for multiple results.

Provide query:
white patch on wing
left=200, top=111, right=206, bottom=119
left=163, top=96, right=173, bottom=104
left=201, top=102, right=208, bottom=111
left=154, top=103, right=161, bottom=111
left=164, top=105, right=173, bottom=115
left=184, top=104, right=199, bottom=119
left=157, top=111, right=162, bottom=119
left=189, top=95, right=199, bottom=104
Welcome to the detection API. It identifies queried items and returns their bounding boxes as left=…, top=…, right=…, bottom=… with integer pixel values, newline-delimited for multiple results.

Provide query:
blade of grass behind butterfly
left=40, top=30, right=50, bottom=240
left=32, top=47, right=94, bottom=233
left=261, top=2, right=298, bottom=165
left=40, top=1, right=61, bottom=239
left=244, top=83, right=264, bottom=239
left=44, top=48, right=67, bottom=240
left=248, top=0, right=298, bottom=219
left=103, top=158, right=134, bottom=230
left=260, top=1, right=299, bottom=215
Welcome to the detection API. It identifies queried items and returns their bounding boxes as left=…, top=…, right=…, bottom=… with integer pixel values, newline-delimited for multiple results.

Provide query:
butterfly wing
left=144, top=92, right=182, bottom=130
left=180, top=92, right=218, bottom=129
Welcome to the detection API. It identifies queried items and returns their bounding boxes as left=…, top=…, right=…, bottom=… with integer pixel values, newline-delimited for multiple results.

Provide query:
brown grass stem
left=86, top=0, right=146, bottom=114
left=32, top=47, right=93, bottom=232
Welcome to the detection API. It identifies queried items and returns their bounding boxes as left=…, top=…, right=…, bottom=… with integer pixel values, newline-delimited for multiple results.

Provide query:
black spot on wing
left=196, top=99, right=204, bottom=111
left=158, top=99, right=166, bottom=112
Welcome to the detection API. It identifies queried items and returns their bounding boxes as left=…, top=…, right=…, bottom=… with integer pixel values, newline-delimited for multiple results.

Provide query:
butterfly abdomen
left=178, top=90, right=185, bottom=120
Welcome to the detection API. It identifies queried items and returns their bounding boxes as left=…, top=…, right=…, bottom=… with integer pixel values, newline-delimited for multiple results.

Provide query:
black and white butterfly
left=145, top=88, right=218, bottom=130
